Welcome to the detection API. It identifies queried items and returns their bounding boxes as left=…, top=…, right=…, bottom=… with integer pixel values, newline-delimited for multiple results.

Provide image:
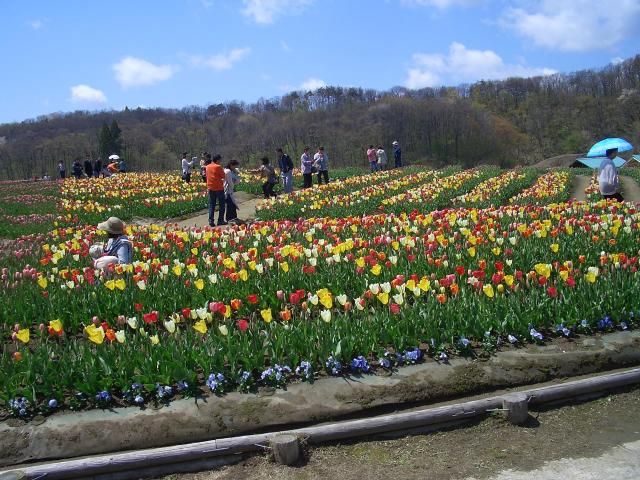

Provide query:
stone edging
left=1, top=330, right=639, bottom=467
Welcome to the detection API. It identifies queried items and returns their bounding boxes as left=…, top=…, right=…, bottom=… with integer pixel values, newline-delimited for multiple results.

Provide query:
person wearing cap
left=598, top=148, right=623, bottom=201
left=392, top=141, right=402, bottom=168
left=181, top=152, right=195, bottom=183
left=92, top=217, right=133, bottom=268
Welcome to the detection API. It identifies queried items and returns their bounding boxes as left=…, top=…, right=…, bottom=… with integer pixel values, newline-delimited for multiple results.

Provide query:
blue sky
left=2, top=0, right=639, bottom=124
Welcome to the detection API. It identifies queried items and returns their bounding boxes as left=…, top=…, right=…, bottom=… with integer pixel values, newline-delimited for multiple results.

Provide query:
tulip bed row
left=0, top=181, right=59, bottom=237
left=2, top=195, right=639, bottom=417
left=508, top=170, right=573, bottom=205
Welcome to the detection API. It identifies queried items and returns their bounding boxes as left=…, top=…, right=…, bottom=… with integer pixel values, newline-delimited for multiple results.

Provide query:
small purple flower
left=176, top=380, right=189, bottom=392
left=438, top=351, right=449, bottom=362
left=530, top=328, right=543, bottom=341
left=620, top=321, right=628, bottom=330
left=350, top=356, right=370, bottom=373
left=48, top=399, right=58, bottom=409
left=295, top=361, right=314, bottom=381
left=325, top=356, right=343, bottom=376
left=96, top=390, right=111, bottom=403
left=404, top=348, right=423, bottom=364
left=508, top=334, right=518, bottom=344
left=134, top=395, right=144, bottom=404
left=597, top=316, right=613, bottom=331
left=206, top=373, right=226, bottom=393
left=459, top=336, right=470, bottom=348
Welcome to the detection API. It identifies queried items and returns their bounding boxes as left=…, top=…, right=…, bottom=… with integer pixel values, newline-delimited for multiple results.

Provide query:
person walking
left=367, top=145, right=379, bottom=172
left=249, top=157, right=278, bottom=198
left=206, top=154, right=227, bottom=226
left=313, top=146, right=329, bottom=185
left=598, top=148, right=623, bottom=202
left=277, top=148, right=294, bottom=194
left=58, top=161, right=66, bottom=179
left=392, top=141, right=402, bottom=168
left=84, top=156, right=93, bottom=178
left=376, top=145, right=388, bottom=171
left=224, top=160, right=241, bottom=223
left=93, top=158, right=103, bottom=178
left=301, top=146, right=313, bottom=189
left=181, top=152, right=194, bottom=183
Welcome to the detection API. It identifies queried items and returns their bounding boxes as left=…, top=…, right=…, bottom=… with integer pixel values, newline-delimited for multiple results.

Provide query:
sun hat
left=97, top=217, right=125, bottom=235
left=392, top=141, right=399, bottom=145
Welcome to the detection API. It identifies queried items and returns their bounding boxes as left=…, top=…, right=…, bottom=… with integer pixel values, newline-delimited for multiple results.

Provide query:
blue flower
left=438, top=351, right=449, bottom=362
left=507, top=334, right=518, bottom=344
left=379, top=356, right=391, bottom=369
left=404, top=348, right=423, bottom=364
left=295, top=361, right=314, bottom=380
left=530, top=328, right=543, bottom=341
left=206, top=373, right=226, bottom=393
left=350, top=356, right=370, bottom=373
left=597, top=316, right=613, bottom=331
left=96, top=390, right=111, bottom=403
left=176, top=380, right=189, bottom=392
left=620, top=321, right=628, bottom=330
left=48, top=399, right=58, bottom=409
left=581, top=319, right=589, bottom=328
left=459, top=336, right=470, bottom=348
left=134, top=395, right=144, bottom=404
left=325, top=356, right=343, bottom=376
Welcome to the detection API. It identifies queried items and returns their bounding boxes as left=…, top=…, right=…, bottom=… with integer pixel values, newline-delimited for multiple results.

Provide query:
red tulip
left=236, top=319, right=249, bottom=332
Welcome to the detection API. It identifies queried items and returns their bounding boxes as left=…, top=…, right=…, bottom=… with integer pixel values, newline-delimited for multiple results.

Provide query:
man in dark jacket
left=84, top=156, right=93, bottom=178
left=277, top=148, right=294, bottom=194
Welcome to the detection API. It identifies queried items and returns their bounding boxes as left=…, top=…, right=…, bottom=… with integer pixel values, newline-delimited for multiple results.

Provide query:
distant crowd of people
left=58, top=156, right=126, bottom=180
left=180, top=141, right=403, bottom=227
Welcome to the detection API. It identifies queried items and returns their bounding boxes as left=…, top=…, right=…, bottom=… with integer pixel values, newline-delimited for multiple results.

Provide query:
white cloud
left=28, top=20, right=43, bottom=30
left=405, top=42, right=556, bottom=89
left=611, top=57, right=625, bottom=65
left=113, top=56, right=176, bottom=88
left=401, top=0, right=482, bottom=8
left=501, top=0, right=640, bottom=52
left=299, top=78, right=326, bottom=91
left=241, top=0, right=313, bottom=24
left=189, top=48, right=251, bottom=71
left=70, top=85, right=107, bottom=103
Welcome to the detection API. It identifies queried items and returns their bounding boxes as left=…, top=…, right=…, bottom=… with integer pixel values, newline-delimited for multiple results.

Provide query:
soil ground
left=166, top=191, right=262, bottom=229
left=158, top=387, right=640, bottom=480
left=570, top=174, right=640, bottom=203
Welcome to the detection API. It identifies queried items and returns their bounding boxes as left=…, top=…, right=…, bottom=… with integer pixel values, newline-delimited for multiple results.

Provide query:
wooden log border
left=3, top=367, right=640, bottom=480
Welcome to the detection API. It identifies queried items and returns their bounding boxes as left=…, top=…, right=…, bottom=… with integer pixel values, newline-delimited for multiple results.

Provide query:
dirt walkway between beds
left=621, top=176, right=640, bottom=203
left=569, top=175, right=591, bottom=201
left=168, top=191, right=263, bottom=229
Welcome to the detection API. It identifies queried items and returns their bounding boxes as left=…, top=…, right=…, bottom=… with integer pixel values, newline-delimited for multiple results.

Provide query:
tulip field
left=2, top=166, right=640, bottom=419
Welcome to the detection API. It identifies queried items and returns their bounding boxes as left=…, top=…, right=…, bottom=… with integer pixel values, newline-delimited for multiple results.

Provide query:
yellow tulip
left=193, top=319, right=208, bottom=334
left=49, top=319, right=63, bottom=333
left=194, top=278, right=204, bottom=290
left=115, top=279, right=126, bottom=291
left=172, top=265, right=182, bottom=276
left=585, top=272, right=597, bottom=283
left=482, top=284, right=495, bottom=298
left=419, top=278, right=431, bottom=292
left=504, top=275, right=514, bottom=286
left=105, top=280, right=116, bottom=290
left=16, top=328, right=30, bottom=344
left=150, top=334, right=160, bottom=345
left=261, top=308, right=273, bottom=323
left=238, top=269, right=248, bottom=281
left=467, top=247, right=476, bottom=257
left=550, top=243, right=559, bottom=253
left=377, top=292, right=389, bottom=305
left=370, top=264, right=382, bottom=276
left=37, top=277, right=48, bottom=289
left=84, top=325, right=105, bottom=345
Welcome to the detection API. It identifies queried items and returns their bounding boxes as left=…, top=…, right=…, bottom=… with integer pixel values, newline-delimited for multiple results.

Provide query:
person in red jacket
left=205, top=154, right=227, bottom=226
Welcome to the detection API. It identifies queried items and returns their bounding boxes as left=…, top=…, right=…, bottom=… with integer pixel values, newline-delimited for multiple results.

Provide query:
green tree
left=98, top=123, right=112, bottom=158
left=110, top=120, right=123, bottom=155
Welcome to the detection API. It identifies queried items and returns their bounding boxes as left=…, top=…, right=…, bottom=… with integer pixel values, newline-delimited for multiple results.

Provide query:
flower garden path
left=168, top=191, right=262, bottom=229
left=570, top=174, right=640, bottom=203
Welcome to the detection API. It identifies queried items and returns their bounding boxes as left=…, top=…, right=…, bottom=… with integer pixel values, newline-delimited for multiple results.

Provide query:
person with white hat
left=392, top=141, right=402, bottom=168
left=91, top=217, right=132, bottom=269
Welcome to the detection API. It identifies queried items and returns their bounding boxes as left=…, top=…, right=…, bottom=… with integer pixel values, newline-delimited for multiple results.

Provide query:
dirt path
left=167, top=192, right=263, bottom=229
left=158, top=387, right=640, bottom=480
left=621, top=176, right=640, bottom=203
left=570, top=175, right=590, bottom=201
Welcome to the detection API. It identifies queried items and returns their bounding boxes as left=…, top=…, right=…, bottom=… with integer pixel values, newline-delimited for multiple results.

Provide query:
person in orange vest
left=107, top=161, right=120, bottom=174
left=205, top=154, right=227, bottom=226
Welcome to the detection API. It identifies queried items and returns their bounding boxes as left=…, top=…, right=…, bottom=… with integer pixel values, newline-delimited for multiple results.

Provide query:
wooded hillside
left=0, top=55, right=638, bottom=180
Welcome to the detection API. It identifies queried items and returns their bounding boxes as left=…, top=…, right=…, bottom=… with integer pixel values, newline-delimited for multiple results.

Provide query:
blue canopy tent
left=575, top=157, right=626, bottom=169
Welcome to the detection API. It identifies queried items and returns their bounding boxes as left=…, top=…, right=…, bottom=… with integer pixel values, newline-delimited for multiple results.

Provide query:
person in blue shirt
left=92, top=217, right=132, bottom=269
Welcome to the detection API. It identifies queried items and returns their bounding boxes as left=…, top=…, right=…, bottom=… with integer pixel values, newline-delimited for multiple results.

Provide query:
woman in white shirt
left=598, top=148, right=623, bottom=202
left=224, top=160, right=241, bottom=222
